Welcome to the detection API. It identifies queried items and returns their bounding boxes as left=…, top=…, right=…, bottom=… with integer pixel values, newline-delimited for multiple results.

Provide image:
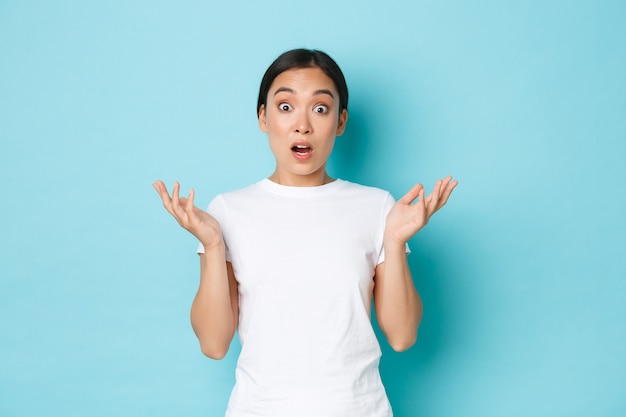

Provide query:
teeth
left=292, top=145, right=311, bottom=153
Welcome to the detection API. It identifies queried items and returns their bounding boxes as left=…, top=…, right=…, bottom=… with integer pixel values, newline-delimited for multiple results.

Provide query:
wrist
left=200, top=236, right=225, bottom=252
left=383, top=234, right=407, bottom=252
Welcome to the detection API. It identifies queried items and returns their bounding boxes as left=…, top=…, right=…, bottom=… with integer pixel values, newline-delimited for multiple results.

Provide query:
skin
left=153, top=67, right=457, bottom=357
left=258, top=67, right=348, bottom=186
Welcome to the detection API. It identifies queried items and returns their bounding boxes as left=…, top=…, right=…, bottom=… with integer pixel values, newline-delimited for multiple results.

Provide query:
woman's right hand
left=152, top=180, right=223, bottom=249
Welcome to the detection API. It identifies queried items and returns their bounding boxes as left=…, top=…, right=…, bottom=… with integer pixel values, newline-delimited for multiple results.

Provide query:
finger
left=185, top=188, right=196, bottom=217
left=398, top=183, right=424, bottom=205
left=172, top=181, right=180, bottom=200
left=427, top=181, right=442, bottom=214
left=153, top=180, right=176, bottom=212
left=443, top=177, right=457, bottom=195
left=423, top=180, right=441, bottom=205
left=438, top=179, right=458, bottom=208
left=152, top=180, right=162, bottom=195
left=436, top=177, right=446, bottom=197
left=440, top=176, right=454, bottom=197
left=416, top=187, right=426, bottom=215
left=170, top=182, right=186, bottom=219
left=153, top=180, right=168, bottom=199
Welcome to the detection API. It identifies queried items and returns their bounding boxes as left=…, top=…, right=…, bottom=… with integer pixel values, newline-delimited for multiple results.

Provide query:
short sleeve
left=196, top=194, right=232, bottom=262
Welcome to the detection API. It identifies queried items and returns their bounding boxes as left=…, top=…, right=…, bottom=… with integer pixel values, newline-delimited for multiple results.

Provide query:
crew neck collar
left=258, top=178, right=346, bottom=198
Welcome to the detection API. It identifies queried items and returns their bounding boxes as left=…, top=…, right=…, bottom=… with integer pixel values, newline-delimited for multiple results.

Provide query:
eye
left=313, top=105, right=328, bottom=114
left=279, top=102, right=292, bottom=112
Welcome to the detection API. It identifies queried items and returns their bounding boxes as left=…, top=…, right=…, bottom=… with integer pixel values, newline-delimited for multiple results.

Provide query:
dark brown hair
left=257, top=49, right=349, bottom=116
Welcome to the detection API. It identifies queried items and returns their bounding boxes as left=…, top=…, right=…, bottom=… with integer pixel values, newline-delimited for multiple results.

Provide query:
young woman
left=153, top=48, right=457, bottom=417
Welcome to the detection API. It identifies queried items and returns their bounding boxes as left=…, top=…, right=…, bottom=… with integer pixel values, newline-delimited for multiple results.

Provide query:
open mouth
left=291, top=145, right=312, bottom=155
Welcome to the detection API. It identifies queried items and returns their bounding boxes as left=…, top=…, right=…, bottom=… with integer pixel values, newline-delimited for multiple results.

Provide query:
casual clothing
left=199, top=178, right=397, bottom=417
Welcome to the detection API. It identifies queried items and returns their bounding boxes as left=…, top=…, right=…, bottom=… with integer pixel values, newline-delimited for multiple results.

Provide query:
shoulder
left=332, top=180, right=396, bottom=218
left=214, top=181, right=266, bottom=202
left=205, top=181, right=264, bottom=215
left=337, top=180, right=394, bottom=201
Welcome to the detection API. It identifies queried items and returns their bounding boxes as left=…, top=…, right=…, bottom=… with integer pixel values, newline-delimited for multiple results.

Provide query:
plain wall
left=1, top=0, right=624, bottom=416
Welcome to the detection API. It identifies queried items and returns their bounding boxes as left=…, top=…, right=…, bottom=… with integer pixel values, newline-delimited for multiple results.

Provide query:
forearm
left=374, top=240, right=423, bottom=351
left=190, top=242, right=237, bottom=359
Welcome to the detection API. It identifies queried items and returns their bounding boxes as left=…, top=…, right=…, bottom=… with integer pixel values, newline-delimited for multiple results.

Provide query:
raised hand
left=152, top=180, right=223, bottom=249
left=385, top=176, right=457, bottom=245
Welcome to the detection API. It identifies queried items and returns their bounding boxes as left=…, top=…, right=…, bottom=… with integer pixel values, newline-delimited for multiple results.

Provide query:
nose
left=294, top=111, right=312, bottom=134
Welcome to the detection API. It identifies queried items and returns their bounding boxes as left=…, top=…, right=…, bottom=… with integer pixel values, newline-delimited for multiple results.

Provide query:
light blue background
left=1, top=1, right=625, bottom=416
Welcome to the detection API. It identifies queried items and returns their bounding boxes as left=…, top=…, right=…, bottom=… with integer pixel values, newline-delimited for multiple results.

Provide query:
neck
left=268, top=171, right=334, bottom=187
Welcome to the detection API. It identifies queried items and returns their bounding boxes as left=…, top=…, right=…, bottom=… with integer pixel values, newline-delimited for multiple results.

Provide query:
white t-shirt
left=200, top=178, right=397, bottom=417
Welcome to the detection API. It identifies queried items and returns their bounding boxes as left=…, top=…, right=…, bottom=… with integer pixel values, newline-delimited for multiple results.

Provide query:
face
left=258, top=67, right=348, bottom=186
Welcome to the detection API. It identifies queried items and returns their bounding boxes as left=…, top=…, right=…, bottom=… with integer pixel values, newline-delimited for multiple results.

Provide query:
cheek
left=321, top=119, right=339, bottom=135
left=265, top=113, right=290, bottom=132
left=320, top=137, right=336, bottom=155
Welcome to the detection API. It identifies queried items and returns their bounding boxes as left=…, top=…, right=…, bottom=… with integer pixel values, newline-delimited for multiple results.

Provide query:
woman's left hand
left=385, top=176, right=458, bottom=245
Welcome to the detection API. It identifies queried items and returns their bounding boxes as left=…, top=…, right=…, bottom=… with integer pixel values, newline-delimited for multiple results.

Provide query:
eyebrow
left=273, top=87, right=335, bottom=99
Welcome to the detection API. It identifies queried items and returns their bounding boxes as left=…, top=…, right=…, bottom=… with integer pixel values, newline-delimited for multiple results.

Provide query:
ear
left=258, top=104, right=268, bottom=132
left=335, top=109, right=348, bottom=136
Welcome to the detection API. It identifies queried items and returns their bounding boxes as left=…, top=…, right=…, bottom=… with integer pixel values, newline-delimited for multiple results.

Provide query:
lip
left=291, top=141, right=314, bottom=161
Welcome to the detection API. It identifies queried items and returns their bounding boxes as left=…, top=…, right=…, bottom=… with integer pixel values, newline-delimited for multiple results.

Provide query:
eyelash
left=277, top=103, right=329, bottom=114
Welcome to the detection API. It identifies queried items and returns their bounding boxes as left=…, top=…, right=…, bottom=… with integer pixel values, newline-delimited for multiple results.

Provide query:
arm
left=373, top=176, right=457, bottom=351
left=153, top=180, right=238, bottom=359
left=191, top=252, right=238, bottom=360
left=373, top=245, right=422, bottom=352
